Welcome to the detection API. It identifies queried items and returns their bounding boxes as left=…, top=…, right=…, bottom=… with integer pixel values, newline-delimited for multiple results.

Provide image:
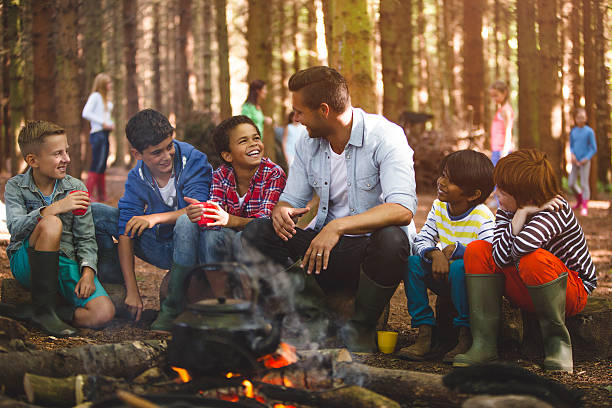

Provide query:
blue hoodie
left=118, top=140, right=212, bottom=239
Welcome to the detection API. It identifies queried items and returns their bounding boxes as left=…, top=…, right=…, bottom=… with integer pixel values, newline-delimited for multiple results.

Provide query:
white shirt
left=82, top=92, right=114, bottom=134
left=158, top=176, right=177, bottom=208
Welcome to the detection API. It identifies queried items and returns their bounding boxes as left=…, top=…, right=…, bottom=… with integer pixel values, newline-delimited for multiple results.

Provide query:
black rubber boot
left=96, top=243, right=124, bottom=284
left=340, top=269, right=398, bottom=352
left=28, top=248, right=77, bottom=336
left=151, top=263, right=193, bottom=332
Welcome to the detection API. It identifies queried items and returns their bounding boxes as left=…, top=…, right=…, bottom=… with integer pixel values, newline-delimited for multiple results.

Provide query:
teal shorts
left=9, top=240, right=109, bottom=308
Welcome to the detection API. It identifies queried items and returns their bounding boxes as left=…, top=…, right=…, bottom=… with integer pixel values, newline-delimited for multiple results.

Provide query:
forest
left=0, top=0, right=610, bottom=194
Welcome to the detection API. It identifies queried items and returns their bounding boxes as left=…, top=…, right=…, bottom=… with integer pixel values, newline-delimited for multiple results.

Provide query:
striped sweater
left=414, top=200, right=495, bottom=261
left=492, top=199, right=597, bottom=294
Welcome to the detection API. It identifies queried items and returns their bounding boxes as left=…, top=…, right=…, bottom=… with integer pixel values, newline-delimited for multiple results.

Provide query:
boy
left=91, top=109, right=212, bottom=331
left=186, top=115, right=286, bottom=264
left=454, top=149, right=596, bottom=373
left=3, top=121, right=114, bottom=336
left=398, top=150, right=495, bottom=362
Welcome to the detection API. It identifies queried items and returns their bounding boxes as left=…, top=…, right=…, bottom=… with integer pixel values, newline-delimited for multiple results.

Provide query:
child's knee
left=87, top=297, right=115, bottom=326
left=518, top=249, right=558, bottom=286
left=464, top=240, right=493, bottom=274
left=34, top=215, right=63, bottom=241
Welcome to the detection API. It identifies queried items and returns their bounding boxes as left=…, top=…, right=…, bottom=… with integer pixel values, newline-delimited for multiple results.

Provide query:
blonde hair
left=490, top=80, right=509, bottom=104
left=18, top=121, right=65, bottom=158
left=91, top=73, right=111, bottom=106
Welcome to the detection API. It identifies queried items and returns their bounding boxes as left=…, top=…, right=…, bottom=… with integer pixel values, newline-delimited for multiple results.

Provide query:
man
left=242, top=66, right=417, bottom=352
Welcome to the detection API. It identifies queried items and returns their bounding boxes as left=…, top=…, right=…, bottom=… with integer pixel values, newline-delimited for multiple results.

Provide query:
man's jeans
left=91, top=203, right=207, bottom=282
left=241, top=218, right=410, bottom=292
left=403, top=255, right=469, bottom=328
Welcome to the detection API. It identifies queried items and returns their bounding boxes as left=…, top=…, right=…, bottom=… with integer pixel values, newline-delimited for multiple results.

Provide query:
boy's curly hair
left=494, top=149, right=562, bottom=207
left=440, top=150, right=494, bottom=205
left=212, top=115, right=260, bottom=165
left=18, top=121, right=65, bottom=158
left=126, top=109, right=174, bottom=152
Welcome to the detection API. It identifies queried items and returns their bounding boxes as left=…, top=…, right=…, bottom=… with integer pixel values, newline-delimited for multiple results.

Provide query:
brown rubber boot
left=397, top=325, right=435, bottom=360
left=443, top=326, right=472, bottom=364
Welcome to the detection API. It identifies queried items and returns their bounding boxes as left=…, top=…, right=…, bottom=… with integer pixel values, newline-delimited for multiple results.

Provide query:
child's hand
left=442, top=244, right=456, bottom=260
left=520, top=195, right=565, bottom=216
left=184, top=197, right=205, bottom=223
left=202, top=202, right=229, bottom=227
left=124, top=290, right=143, bottom=322
left=75, top=267, right=96, bottom=299
left=54, top=191, right=90, bottom=215
left=124, top=215, right=157, bottom=238
left=430, top=250, right=450, bottom=281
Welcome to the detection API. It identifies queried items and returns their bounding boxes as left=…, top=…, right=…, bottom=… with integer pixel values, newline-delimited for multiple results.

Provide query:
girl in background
left=568, top=108, right=597, bottom=216
left=488, top=80, right=514, bottom=166
left=82, top=73, right=114, bottom=201
left=282, top=111, right=305, bottom=168
left=241, top=79, right=273, bottom=137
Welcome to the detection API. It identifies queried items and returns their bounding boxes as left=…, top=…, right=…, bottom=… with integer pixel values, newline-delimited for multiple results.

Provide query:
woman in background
left=282, top=111, right=305, bottom=168
left=241, top=79, right=272, bottom=136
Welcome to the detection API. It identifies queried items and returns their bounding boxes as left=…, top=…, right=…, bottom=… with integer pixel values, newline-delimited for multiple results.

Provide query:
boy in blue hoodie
left=91, top=109, right=212, bottom=331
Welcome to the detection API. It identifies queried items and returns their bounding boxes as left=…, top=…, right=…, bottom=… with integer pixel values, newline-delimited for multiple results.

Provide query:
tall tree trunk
left=176, top=0, right=192, bottom=133
left=122, top=0, right=139, bottom=120
left=322, top=0, right=333, bottom=66
left=247, top=0, right=272, bottom=83
left=56, top=0, right=82, bottom=178
left=21, top=0, right=33, bottom=122
left=516, top=0, right=539, bottom=149
left=32, top=0, right=55, bottom=122
left=582, top=0, right=598, bottom=197
left=305, top=0, right=317, bottom=67
left=278, top=0, right=288, bottom=122
left=292, top=0, right=300, bottom=73
left=537, top=0, right=562, bottom=177
left=214, top=0, right=231, bottom=120
left=462, top=0, right=485, bottom=128
left=568, top=0, right=581, bottom=115
left=380, top=0, right=402, bottom=123
left=331, top=0, right=376, bottom=113
left=152, top=0, right=162, bottom=112
left=110, top=0, right=126, bottom=167
left=593, top=0, right=610, bottom=185
left=416, top=0, right=428, bottom=111
left=201, top=0, right=213, bottom=111
left=442, top=0, right=457, bottom=120
left=400, top=0, right=414, bottom=112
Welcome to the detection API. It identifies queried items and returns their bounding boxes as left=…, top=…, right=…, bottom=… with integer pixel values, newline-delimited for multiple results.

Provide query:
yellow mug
left=377, top=330, right=398, bottom=354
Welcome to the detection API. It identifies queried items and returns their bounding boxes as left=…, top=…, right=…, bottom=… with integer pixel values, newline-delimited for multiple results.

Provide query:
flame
left=283, top=377, right=293, bottom=387
left=242, top=380, right=254, bottom=398
left=171, top=366, right=192, bottom=383
left=258, top=342, right=298, bottom=369
left=273, top=405, right=297, bottom=408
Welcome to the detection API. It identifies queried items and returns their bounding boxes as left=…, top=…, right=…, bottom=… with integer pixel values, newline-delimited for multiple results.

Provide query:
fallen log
left=463, top=394, right=554, bottom=408
left=0, top=340, right=167, bottom=396
left=0, top=394, right=41, bottom=407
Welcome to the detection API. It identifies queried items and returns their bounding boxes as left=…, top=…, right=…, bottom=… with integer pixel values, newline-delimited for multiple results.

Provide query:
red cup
left=197, top=202, right=217, bottom=227
left=70, top=190, right=90, bottom=216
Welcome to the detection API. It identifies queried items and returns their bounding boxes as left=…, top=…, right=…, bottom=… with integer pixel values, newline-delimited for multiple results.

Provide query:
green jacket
left=241, top=102, right=265, bottom=135
left=4, top=168, right=98, bottom=273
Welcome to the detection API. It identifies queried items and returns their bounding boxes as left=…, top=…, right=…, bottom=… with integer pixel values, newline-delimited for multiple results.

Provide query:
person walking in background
left=488, top=80, right=514, bottom=166
left=82, top=73, right=115, bottom=202
left=568, top=108, right=597, bottom=216
left=282, top=111, right=306, bottom=168
left=241, top=79, right=273, bottom=137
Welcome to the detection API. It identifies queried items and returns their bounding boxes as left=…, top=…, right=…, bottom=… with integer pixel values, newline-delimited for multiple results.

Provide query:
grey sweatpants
left=568, top=160, right=591, bottom=200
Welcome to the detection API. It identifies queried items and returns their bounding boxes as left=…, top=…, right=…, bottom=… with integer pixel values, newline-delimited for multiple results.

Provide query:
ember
left=258, top=342, right=298, bottom=369
left=171, top=366, right=192, bottom=383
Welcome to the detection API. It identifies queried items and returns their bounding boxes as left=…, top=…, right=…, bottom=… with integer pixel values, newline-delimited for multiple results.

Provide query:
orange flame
left=171, top=366, right=192, bottom=383
left=258, top=342, right=298, bottom=369
left=242, top=380, right=254, bottom=398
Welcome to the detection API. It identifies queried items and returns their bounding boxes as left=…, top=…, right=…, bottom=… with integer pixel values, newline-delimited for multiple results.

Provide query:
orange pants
left=464, top=240, right=588, bottom=317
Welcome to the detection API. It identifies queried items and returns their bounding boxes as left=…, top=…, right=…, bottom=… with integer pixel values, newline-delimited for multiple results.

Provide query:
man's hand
left=272, top=204, right=310, bottom=241
left=124, top=214, right=158, bottom=238
left=48, top=191, right=90, bottom=216
left=184, top=196, right=205, bottom=223
left=124, top=289, right=143, bottom=322
left=301, top=221, right=342, bottom=275
left=75, top=267, right=96, bottom=299
left=430, top=250, right=450, bottom=281
left=442, top=244, right=456, bottom=260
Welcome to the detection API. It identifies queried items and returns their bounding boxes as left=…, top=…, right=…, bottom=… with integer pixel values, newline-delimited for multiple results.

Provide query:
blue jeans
left=203, top=227, right=244, bottom=264
left=91, top=203, right=207, bottom=282
left=404, top=255, right=469, bottom=328
left=89, top=130, right=110, bottom=173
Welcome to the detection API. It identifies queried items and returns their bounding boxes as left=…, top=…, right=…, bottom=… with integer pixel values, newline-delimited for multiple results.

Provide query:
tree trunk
left=123, top=0, right=139, bottom=120
left=56, top=0, right=83, bottom=178
left=176, top=0, right=192, bottom=133
left=537, top=0, right=562, bottom=177
left=381, top=0, right=403, bottom=123
left=305, top=0, right=317, bottom=67
left=215, top=0, right=231, bottom=120
left=593, top=0, right=611, bottom=186
left=400, top=0, right=414, bottom=112
left=247, top=0, right=272, bottom=84
left=462, top=0, right=485, bottom=128
left=582, top=0, right=598, bottom=197
left=516, top=0, right=539, bottom=149
left=442, top=0, right=457, bottom=121
left=568, top=0, right=581, bottom=115
left=416, top=0, right=428, bottom=112
left=110, top=0, right=126, bottom=167
left=278, top=0, right=288, bottom=122
left=201, top=0, right=213, bottom=112
left=292, top=0, right=300, bottom=73
left=331, top=0, right=376, bottom=113
left=32, top=0, right=56, bottom=122
left=322, top=0, right=334, bottom=66
left=152, top=0, right=162, bottom=112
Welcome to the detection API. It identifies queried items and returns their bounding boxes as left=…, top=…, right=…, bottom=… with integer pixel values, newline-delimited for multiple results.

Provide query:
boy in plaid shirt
left=186, top=115, right=286, bottom=263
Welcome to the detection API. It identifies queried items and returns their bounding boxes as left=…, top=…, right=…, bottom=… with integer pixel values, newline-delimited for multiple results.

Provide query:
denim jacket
left=280, top=108, right=418, bottom=243
left=5, top=169, right=98, bottom=273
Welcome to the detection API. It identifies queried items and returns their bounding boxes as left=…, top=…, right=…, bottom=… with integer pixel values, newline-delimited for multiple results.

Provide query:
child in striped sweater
left=398, top=150, right=495, bottom=362
left=454, top=149, right=596, bottom=373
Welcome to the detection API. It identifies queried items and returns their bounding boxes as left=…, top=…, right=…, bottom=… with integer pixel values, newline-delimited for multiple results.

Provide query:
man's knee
left=242, top=218, right=274, bottom=245
left=370, top=226, right=409, bottom=258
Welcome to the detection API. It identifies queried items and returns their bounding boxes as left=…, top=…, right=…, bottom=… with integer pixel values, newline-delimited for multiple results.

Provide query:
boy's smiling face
left=437, top=167, right=481, bottom=216
left=27, top=133, right=71, bottom=180
left=133, top=135, right=175, bottom=179
left=221, top=123, right=264, bottom=170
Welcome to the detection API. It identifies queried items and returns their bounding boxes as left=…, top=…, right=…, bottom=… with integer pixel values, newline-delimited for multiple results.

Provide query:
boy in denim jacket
left=3, top=121, right=115, bottom=336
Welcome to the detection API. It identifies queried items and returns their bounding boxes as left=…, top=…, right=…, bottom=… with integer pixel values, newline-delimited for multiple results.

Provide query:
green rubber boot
left=340, top=270, right=398, bottom=353
left=151, top=263, right=193, bottom=332
left=453, top=274, right=504, bottom=366
left=29, top=249, right=77, bottom=336
left=527, top=272, right=573, bottom=373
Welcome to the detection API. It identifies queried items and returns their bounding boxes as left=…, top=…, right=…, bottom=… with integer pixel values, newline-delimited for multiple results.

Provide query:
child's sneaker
left=580, top=201, right=588, bottom=216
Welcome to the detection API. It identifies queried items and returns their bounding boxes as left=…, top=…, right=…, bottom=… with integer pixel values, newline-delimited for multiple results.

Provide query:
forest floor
left=0, top=165, right=611, bottom=407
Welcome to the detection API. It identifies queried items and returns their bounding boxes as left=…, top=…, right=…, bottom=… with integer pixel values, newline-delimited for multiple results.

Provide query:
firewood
left=116, top=390, right=161, bottom=408
left=462, top=394, right=554, bottom=408
left=0, top=394, right=41, bottom=407
left=0, top=340, right=167, bottom=396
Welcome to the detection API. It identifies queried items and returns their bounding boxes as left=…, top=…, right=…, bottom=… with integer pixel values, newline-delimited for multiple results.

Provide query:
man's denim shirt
left=4, top=168, right=98, bottom=273
left=280, top=108, right=418, bottom=246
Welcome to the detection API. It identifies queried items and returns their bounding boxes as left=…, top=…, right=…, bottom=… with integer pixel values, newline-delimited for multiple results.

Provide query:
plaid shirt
left=210, top=158, right=286, bottom=219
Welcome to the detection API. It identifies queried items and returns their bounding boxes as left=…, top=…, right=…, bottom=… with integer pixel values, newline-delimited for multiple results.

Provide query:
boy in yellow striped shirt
left=398, top=150, right=494, bottom=362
